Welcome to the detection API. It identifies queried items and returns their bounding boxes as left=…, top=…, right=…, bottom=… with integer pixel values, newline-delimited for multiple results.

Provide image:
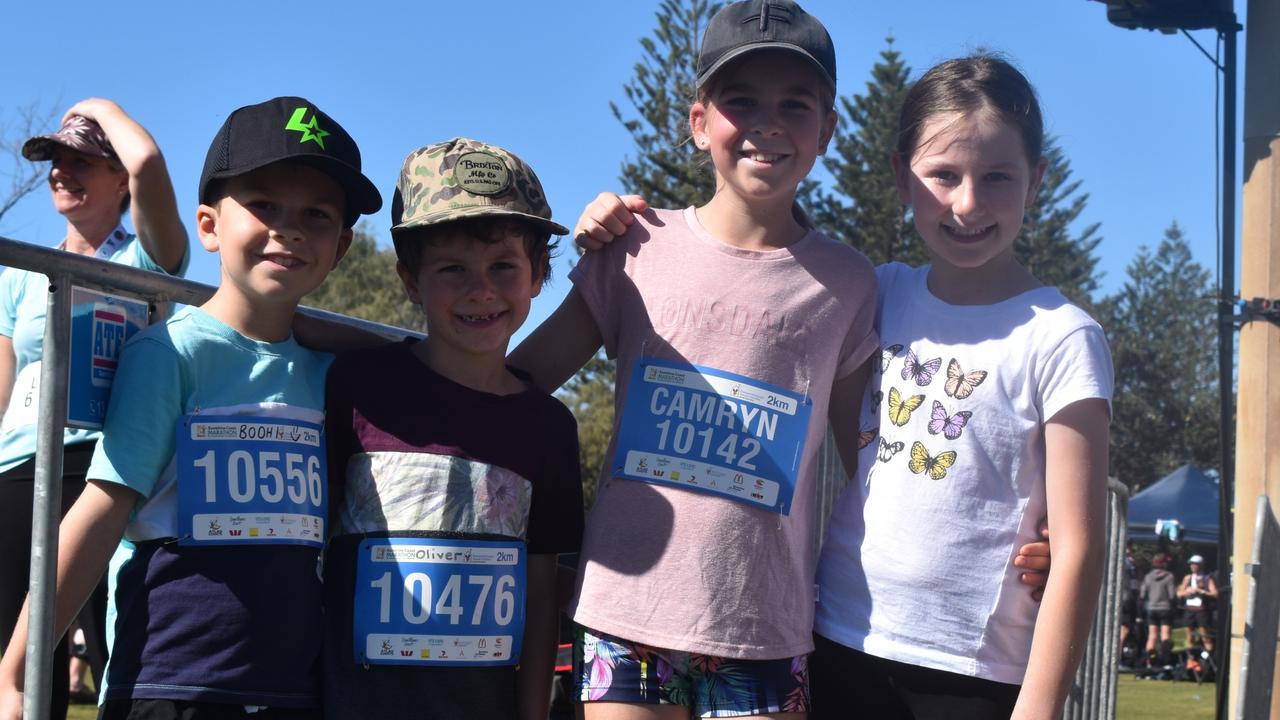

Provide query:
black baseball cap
left=198, top=96, right=382, bottom=228
left=696, top=0, right=836, bottom=91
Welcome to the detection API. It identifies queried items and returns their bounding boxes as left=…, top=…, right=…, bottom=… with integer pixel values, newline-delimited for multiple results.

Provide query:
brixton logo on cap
left=453, top=151, right=511, bottom=196
left=284, top=107, right=330, bottom=150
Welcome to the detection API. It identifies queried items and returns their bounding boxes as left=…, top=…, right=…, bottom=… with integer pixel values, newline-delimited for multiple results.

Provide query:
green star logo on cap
left=284, top=107, right=330, bottom=150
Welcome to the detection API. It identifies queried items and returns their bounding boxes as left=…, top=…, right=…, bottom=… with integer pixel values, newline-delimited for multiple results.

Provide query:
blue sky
left=0, top=1, right=1242, bottom=342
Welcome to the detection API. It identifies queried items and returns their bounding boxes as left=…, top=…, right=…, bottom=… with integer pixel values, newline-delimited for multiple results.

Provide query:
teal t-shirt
left=0, top=232, right=187, bottom=473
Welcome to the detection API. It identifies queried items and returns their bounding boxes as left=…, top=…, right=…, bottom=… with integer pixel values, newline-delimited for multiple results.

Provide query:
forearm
left=516, top=556, right=559, bottom=720
left=508, top=289, right=602, bottom=393
left=1012, top=543, right=1105, bottom=719
left=0, top=336, right=14, bottom=418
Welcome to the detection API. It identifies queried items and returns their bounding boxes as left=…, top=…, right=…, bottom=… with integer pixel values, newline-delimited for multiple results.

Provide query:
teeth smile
left=746, top=153, right=783, bottom=162
left=945, top=225, right=991, bottom=237
left=460, top=312, right=501, bottom=322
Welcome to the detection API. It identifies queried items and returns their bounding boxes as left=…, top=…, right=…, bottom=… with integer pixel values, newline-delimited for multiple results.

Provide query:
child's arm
left=0, top=336, right=14, bottom=419
left=63, top=99, right=187, bottom=275
left=515, top=553, right=559, bottom=720
left=1010, top=398, right=1109, bottom=720
left=508, top=288, right=603, bottom=394
left=0, top=480, right=138, bottom=719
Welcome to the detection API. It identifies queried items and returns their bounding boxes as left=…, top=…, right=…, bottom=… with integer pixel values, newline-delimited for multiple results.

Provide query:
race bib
left=0, top=362, right=41, bottom=432
left=1186, top=597, right=1203, bottom=608
left=175, top=415, right=326, bottom=547
left=353, top=537, right=526, bottom=667
left=614, top=358, right=811, bottom=514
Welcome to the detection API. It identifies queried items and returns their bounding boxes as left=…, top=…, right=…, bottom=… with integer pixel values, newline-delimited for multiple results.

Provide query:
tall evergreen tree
left=303, top=225, right=424, bottom=332
left=1017, top=138, right=1103, bottom=309
left=1101, top=223, right=1219, bottom=492
left=611, top=0, right=719, bottom=208
left=814, top=39, right=922, bottom=265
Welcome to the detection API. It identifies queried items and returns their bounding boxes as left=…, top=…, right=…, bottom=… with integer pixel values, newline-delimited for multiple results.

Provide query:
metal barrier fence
left=0, top=236, right=409, bottom=720
left=811, top=438, right=1130, bottom=720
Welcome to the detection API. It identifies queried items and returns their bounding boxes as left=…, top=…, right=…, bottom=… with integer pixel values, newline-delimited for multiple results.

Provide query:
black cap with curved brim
left=696, top=0, right=836, bottom=91
left=198, top=96, right=382, bottom=228
left=22, top=115, right=118, bottom=163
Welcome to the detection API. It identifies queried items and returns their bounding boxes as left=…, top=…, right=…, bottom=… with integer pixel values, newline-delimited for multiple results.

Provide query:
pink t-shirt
left=569, top=207, right=878, bottom=659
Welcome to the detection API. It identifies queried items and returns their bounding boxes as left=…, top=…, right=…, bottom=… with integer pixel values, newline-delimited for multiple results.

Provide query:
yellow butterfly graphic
left=886, top=387, right=925, bottom=427
left=908, top=441, right=957, bottom=480
left=945, top=358, right=988, bottom=400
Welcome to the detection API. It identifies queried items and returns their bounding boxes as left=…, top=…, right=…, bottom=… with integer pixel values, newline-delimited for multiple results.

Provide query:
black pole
left=1214, top=14, right=1237, bottom=720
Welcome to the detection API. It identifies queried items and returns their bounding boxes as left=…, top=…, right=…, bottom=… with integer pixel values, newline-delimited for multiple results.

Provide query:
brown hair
left=392, top=216, right=555, bottom=281
left=897, top=54, right=1043, bottom=167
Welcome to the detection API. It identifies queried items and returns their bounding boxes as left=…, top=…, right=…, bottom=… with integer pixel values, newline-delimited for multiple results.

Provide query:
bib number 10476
left=175, top=415, right=326, bottom=547
left=353, top=538, right=526, bottom=667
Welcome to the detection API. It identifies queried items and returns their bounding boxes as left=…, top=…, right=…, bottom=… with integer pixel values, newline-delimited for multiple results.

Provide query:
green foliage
left=814, top=39, right=922, bottom=265
left=1099, top=223, right=1219, bottom=492
left=303, top=224, right=424, bottom=332
left=611, top=0, right=720, bottom=209
left=1017, top=138, right=1103, bottom=309
left=557, top=355, right=616, bottom=508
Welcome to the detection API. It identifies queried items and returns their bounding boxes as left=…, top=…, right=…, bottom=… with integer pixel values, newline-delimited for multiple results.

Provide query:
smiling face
left=196, top=161, right=352, bottom=309
left=895, top=109, right=1046, bottom=276
left=47, top=146, right=128, bottom=223
left=690, top=50, right=836, bottom=210
left=397, top=221, right=544, bottom=374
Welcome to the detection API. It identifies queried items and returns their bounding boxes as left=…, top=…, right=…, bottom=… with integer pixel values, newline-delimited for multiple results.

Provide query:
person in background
left=1176, top=554, right=1217, bottom=653
left=1140, top=553, right=1177, bottom=667
left=0, top=98, right=187, bottom=718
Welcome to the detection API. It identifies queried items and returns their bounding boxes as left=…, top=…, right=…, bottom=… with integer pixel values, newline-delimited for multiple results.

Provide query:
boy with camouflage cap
left=321, top=137, right=583, bottom=720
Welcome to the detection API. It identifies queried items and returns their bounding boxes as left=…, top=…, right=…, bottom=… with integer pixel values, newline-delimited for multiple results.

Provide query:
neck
left=695, top=190, right=806, bottom=251
left=201, top=286, right=297, bottom=343
left=63, top=216, right=121, bottom=255
left=414, top=339, right=523, bottom=395
left=926, top=253, right=1042, bottom=305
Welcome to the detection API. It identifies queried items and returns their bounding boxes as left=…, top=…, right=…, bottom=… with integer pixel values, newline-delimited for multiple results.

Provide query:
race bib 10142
left=613, top=358, right=811, bottom=515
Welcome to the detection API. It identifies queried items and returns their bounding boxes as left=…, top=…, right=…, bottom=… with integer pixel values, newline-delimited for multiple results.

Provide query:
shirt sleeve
left=833, top=252, right=880, bottom=380
left=1039, top=322, right=1114, bottom=422
left=0, top=268, right=20, bottom=338
left=87, top=333, right=184, bottom=497
left=524, top=398, right=584, bottom=555
left=568, top=234, right=629, bottom=361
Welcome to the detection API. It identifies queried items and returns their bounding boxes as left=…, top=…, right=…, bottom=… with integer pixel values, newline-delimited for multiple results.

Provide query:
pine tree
left=611, top=0, right=720, bottom=208
left=1100, top=223, right=1219, bottom=492
left=1017, top=138, right=1103, bottom=309
left=813, top=39, right=922, bottom=265
left=303, top=225, right=424, bottom=332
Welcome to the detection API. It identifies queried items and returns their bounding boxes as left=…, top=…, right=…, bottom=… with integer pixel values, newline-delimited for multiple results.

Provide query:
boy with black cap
left=320, top=137, right=583, bottom=720
left=0, top=96, right=381, bottom=720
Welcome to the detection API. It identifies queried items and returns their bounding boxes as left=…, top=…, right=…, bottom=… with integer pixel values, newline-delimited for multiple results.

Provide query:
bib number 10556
left=175, top=415, right=327, bottom=547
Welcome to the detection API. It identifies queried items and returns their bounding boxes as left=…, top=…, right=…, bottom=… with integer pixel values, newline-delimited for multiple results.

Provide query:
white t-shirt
left=815, top=262, right=1113, bottom=684
left=570, top=207, right=878, bottom=659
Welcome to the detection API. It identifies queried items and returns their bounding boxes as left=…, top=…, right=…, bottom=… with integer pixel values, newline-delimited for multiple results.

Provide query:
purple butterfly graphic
left=901, top=350, right=942, bottom=386
left=927, top=400, right=972, bottom=440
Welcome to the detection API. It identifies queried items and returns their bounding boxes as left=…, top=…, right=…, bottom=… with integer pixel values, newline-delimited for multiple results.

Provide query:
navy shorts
left=97, top=700, right=319, bottom=720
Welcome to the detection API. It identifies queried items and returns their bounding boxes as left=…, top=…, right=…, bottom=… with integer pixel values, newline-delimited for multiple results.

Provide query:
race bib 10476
left=613, top=358, right=811, bottom=515
left=353, top=537, right=526, bottom=667
left=175, top=415, right=326, bottom=547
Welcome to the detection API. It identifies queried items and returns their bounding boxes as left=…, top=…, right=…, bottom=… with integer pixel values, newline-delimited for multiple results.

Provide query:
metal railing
left=0, top=236, right=411, bottom=720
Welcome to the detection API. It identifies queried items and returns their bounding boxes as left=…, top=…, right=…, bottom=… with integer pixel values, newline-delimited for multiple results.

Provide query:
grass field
left=61, top=675, right=1218, bottom=720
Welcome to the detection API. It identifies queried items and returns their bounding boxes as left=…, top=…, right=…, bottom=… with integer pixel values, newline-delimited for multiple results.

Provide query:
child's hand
left=573, top=193, right=648, bottom=250
left=1015, top=519, right=1051, bottom=601
left=61, top=97, right=122, bottom=126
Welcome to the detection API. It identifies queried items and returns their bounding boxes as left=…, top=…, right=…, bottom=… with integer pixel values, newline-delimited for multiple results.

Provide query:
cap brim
left=21, top=134, right=114, bottom=162
left=203, top=155, right=382, bottom=226
left=392, top=205, right=569, bottom=237
left=697, top=42, right=835, bottom=90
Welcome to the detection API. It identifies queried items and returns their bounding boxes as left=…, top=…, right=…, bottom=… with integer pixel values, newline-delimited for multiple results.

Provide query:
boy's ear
left=195, top=203, right=220, bottom=253
left=1026, top=157, right=1049, bottom=206
left=331, top=228, right=354, bottom=269
left=890, top=152, right=912, bottom=206
left=818, top=109, right=838, bottom=155
left=395, top=260, right=422, bottom=306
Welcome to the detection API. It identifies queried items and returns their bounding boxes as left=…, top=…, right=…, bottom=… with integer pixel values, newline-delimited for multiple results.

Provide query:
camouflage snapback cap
left=390, top=137, right=569, bottom=237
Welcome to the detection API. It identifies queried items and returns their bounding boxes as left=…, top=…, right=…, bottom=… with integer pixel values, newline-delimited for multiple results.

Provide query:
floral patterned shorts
left=574, top=625, right=811, bottom=717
